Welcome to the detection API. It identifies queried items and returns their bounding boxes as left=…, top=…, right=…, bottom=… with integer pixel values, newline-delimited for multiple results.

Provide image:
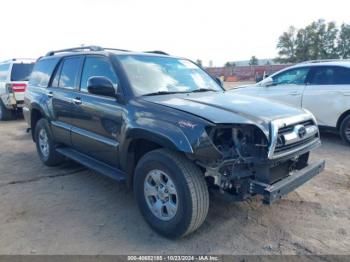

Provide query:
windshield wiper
left=190, top=88, right=218, bottom=93
left=143, top=91, right=186, bottom=96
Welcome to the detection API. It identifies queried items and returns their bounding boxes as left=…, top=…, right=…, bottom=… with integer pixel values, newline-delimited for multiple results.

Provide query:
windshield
left=11, top=63, right=35, bottom=81
left=118, top=55, right=222, bottom=96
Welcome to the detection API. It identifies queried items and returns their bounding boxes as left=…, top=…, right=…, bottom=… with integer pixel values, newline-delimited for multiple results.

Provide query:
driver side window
left=273, top=67, right=309, bottom=86
left=80, top=56, right=118, bottom=93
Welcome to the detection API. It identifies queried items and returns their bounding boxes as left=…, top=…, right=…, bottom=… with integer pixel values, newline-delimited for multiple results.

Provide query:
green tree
left=249, top=56, right=258, bottom=66
left=276, top=19, right=346, bottom=63
left=275, top=26, right=297, bottom=63
left=337, top=23, right=350, bottom=59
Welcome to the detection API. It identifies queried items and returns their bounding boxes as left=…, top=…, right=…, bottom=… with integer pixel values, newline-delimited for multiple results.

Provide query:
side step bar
left=56, top=147, right=126, bottom=182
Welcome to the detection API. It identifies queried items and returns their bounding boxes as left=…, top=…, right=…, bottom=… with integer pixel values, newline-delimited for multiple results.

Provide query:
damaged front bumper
left=249, top=160, right=325, bottom=204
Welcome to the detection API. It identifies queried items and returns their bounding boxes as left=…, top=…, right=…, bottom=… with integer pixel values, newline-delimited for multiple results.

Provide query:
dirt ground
left=0, top=119, right=349, bottom=255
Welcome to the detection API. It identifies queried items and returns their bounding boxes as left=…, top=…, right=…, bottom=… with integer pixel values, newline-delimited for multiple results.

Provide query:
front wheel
left=134, top=149, right=209, bottom=238
left=340, top=115, right=350, bottom=145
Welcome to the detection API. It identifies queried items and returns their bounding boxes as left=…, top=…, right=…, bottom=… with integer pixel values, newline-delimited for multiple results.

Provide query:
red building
left=205, top=64, right=291, bottom=81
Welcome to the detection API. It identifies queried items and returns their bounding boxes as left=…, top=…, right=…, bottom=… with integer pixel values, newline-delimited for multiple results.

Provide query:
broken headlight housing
left=206, top=125, right=268, bottom=160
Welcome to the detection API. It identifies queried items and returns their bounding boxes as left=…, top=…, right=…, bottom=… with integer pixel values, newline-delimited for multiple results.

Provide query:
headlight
left=207, top=125, right=268, bottom=159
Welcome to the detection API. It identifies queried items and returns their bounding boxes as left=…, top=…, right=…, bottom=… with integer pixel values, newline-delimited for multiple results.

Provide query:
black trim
left=250, top=160, right=325, bottom=204
left=56, top=147, right=125, bottom=181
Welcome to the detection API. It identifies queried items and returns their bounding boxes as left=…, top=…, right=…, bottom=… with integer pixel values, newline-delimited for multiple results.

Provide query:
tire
left=340, top=115, right=350, bottom=145
left=0, top=100, right=13, bottom=120
left=134, top=149, right=209, bottom=238
left=34, top=118, right=63, bottom=166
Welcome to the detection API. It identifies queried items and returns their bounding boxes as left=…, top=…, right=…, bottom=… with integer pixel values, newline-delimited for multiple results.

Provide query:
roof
left=43, top=46, right=172, bottom=59
left=0, top=58, right=36, bottom=64
left=294, top=60, right=350, bottom=68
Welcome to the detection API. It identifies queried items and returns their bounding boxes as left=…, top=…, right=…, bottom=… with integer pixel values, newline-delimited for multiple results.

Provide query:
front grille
left=275, top=136, right=315, bottom=153
left=272, top=119, right=319, bottom=157
left=278, top=120, right=314, bottom=135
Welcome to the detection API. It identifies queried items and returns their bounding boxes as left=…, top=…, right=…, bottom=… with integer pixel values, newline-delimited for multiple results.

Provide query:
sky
left=1, top=0, right=349, bottom=66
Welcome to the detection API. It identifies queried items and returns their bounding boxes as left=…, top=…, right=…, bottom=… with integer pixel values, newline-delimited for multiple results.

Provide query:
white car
left=231, top=60, right=350, bottom=145
left=0, top=58, right=35, bottom=120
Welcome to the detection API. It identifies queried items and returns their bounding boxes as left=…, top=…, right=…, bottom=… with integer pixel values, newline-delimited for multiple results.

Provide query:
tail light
left=6, top=83, right=27, bottom=93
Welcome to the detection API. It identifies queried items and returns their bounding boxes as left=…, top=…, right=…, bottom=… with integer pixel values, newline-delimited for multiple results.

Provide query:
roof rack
left=45, top=46, right=105, bottom=56
left=144, top=50, right=169, bottom=55
left=298, top=59, right=350, bottom=64
left=45, top=46, right=169, bottom=57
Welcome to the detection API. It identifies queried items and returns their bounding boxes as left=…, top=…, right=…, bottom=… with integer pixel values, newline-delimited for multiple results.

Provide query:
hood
left=141, top=91, right=307, bottom=129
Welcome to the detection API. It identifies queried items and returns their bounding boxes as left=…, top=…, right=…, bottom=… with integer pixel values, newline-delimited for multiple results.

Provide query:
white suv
left=231, top=60, right=350, bottom=145
left=0, top=58, right=35, bottom=120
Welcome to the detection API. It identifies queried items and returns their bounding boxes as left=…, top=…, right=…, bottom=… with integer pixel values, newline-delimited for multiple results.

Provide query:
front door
left=259, top=67, right=310, bottom=108
left=70, top=55, right=122, bottom=167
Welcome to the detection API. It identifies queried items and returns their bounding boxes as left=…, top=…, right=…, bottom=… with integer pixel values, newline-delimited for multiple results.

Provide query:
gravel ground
left=0, top=120, right=349, bottom=255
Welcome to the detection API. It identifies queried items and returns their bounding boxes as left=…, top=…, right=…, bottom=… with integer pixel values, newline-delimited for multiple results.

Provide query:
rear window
left=29, top=58, right=59, bottom=88
left=11, top=63, right=35, bottom=81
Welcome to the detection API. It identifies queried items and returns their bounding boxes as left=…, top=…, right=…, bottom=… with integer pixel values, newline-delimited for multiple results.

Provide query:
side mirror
left=215, top=77, right=223, bottom=87
left=260, top=77, right=273, bottom=87
left=87, top=76, right=117, bottom=98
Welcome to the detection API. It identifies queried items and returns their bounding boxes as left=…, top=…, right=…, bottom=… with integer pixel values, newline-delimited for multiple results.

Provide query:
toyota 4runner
left=24, top=46, right=325, bottom=238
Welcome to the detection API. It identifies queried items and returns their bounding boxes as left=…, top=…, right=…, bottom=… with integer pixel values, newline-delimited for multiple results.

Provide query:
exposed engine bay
left=201, top=124, right=312, bottom=202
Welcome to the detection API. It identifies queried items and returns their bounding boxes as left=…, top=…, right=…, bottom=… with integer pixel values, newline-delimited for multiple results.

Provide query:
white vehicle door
left=302, top=66, right=350, bottom=127
left=0, top=63, right=10, bottom=95
left=258, top=67, right=310, bottom=107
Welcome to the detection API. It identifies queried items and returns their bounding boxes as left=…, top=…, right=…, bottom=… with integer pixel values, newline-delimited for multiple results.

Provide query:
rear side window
left=309, top=66, right=350, bottom=85
left=0, top=63, right=10, bottom=81
left=56, top=57, right=81, bottom=89
left=29, top=58, right=59, bottom=88
left=11, top=63, right=34, bottom=81
left=80, top=56, right=118, bottom=92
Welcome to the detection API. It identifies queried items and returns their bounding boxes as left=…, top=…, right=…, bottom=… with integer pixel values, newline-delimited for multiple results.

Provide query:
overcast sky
left=1, top=0, right=349, bottom=66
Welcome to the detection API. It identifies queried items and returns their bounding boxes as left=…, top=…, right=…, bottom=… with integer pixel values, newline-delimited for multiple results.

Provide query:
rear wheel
left=0, top=100, right=13, bottom=120
left=34, top=118, right=63, bottom=166
left=134, top=149, right=209, bottom=238
left=340, top=115, right=350, bottom=145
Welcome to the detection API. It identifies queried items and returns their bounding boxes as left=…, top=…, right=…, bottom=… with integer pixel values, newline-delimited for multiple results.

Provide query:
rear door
left=259, top=67, right=310, bottom=107
left=302, top=66, right=350, bottom=127
left=10, top=63, right=35, bottom=101
left=70, top=55, right=122, bottom=167
left=48, top=56, right=83, bottom=145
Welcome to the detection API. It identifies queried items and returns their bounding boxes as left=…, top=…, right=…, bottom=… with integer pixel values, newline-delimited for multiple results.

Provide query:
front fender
left=124, top=117, right=194, bottom=153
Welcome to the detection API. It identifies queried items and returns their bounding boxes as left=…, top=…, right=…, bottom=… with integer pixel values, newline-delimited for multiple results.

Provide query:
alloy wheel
left=144, top=169, right=178, bottom=221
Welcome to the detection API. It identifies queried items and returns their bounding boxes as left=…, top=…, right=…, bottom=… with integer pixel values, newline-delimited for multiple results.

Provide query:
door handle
left=72, top=97, right=82, bottom=105
left=289, top=92, right=300, bottom=96
left=47, top=92, right=53, bottom=98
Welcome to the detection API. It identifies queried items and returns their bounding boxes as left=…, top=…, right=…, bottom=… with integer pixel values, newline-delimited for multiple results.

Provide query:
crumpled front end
left=191, top=113, right=325, bottom=204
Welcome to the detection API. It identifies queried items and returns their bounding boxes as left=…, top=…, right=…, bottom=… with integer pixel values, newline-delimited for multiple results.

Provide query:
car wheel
left=34, top=118, right=63, bottom=166
left=340, top=115, right=350, bottom=145
left=0, top=100, right=13, bottom=120
left=134, top=149, right=209, bottom=238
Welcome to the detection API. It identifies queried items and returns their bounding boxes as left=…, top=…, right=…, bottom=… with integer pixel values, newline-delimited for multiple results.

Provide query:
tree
left=276, top=19, right=350, bottom=63
left=249, top=56, right=258, bottom=66
left=275, top=26, right=297, bottom=63
left=337, top=23, right=350, bottom=59
left=224, top=62, right=236, bottom=75
left=196, top=59, right=202, bottom=67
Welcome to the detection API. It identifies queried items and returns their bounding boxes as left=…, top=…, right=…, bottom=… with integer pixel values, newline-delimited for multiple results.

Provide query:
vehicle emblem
left=178, top=120, right=197, bottom=129
left=295, top=125, right=307, bottom=139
